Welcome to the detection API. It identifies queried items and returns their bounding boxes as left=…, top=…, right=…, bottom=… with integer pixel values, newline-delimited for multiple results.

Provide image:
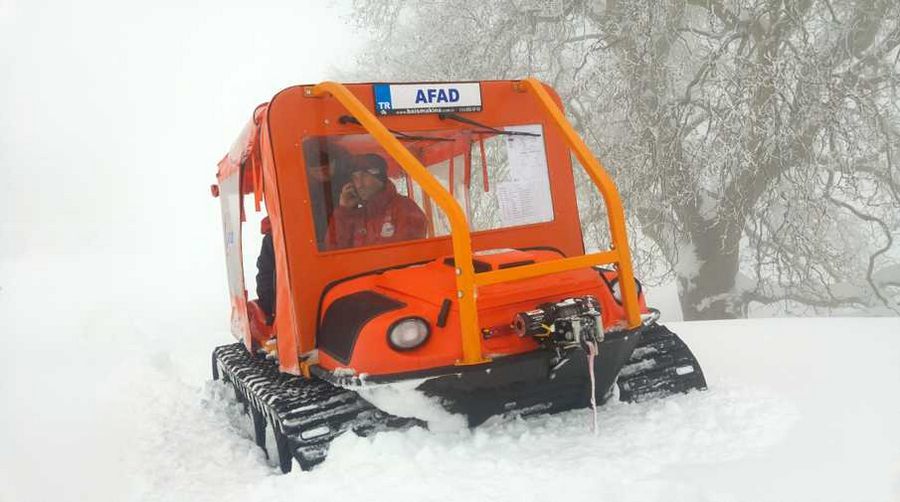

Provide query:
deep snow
left=1, top=254, right=898, bottom=502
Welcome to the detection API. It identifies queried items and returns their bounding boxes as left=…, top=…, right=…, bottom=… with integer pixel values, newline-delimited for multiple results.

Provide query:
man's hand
left=339, top=182, right=359, bottom=208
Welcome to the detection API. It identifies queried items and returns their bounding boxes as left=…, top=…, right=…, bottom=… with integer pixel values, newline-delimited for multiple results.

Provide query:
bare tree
left=348, top=0, right=900, bottom=320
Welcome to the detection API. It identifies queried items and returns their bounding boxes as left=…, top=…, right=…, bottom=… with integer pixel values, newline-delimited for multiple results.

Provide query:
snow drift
left=1, top=253, right=898, bottom=502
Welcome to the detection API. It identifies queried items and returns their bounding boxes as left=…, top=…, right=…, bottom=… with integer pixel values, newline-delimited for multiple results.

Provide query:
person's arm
left=392, top=197, right=428, bottom=242
left=256, top=233, right=276, bottom=319
left=324, top=206, right=360, bottom=250
left=325, top=182, right=364, bottom=250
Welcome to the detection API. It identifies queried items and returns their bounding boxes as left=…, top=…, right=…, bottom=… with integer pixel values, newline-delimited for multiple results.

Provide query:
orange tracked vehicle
left=211, top=79, right=706, bottom=472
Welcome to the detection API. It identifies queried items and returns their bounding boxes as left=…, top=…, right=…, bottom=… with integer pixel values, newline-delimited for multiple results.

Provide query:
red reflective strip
left=422, top=193, right=435, bottom=238
left=479, top=135, right=489, bottom=192
left=464, top=142, right=472, bottom=189
left=448, top=154, right=455, bottom=196
left=253, top=157, right=262, bottom=212
left=464, top=175, right=471, bottom=220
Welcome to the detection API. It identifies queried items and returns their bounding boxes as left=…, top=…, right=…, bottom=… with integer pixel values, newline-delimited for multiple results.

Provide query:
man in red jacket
left=325, top=153, right=427, bottom=250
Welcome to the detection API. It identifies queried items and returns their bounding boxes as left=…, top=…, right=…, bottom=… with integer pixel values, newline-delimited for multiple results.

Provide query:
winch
left=512, top=296, right=604, bottom=349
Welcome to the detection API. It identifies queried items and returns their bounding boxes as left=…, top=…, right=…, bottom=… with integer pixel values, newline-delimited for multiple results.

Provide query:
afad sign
left=373, top=82, right=482, bottom=115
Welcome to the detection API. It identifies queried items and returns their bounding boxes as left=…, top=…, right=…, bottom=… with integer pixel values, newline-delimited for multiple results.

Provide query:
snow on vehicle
left=210, top=79, right=706, bottom=472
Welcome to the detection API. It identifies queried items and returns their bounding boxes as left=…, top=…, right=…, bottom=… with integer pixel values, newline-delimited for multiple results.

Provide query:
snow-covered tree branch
left=348, top=0, right=900, bottom=319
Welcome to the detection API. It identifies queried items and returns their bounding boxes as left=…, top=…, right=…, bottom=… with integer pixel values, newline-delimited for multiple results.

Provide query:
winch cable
left=587, top=340, right=599, bottom=435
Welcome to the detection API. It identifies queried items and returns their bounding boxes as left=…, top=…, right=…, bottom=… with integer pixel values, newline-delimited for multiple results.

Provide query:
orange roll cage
left=308, top=78, right=641, bottom=366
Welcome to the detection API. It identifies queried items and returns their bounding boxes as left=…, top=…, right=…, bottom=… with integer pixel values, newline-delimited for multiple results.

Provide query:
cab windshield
left=303, top=124, right=554, bottom=251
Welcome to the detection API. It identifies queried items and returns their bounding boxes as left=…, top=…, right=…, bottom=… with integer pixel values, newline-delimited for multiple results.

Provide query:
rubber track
left=617, top=323, right=708, bottom=402
left=212, top=344, right=419, bottom=472
left=212, top=324, right=705, bottom=472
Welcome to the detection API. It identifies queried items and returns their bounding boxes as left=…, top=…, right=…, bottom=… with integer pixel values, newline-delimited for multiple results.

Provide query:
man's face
left=350, top=168, right=385, bottom=202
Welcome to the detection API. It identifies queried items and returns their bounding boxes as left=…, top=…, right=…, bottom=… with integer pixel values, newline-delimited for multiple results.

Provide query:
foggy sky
left=0, top=0, right=362, bottom=262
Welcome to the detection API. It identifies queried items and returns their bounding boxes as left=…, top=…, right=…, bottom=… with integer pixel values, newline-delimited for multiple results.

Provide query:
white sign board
left=373, top=82, right=482, bottom=115
left=497, top=124, right=554, bottom=227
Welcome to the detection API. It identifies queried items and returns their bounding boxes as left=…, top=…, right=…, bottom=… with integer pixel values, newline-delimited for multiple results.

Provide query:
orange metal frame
left=307, top=78, right=641, bottom=366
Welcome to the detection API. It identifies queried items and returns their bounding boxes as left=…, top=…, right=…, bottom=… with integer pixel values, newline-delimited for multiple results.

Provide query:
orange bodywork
left=215, top=79, right=644, bottom=377
left=316, top=249, right=646, bottom=375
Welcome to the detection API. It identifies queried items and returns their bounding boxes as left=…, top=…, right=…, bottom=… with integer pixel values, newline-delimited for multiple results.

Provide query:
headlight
left=387, top=317, right=430, bottom=351
left=609, top=277, right=642, bottom=304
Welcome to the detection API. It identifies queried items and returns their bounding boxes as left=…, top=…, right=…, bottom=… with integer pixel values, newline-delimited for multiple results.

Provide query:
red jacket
left=325, top=183, right=427, bottom=250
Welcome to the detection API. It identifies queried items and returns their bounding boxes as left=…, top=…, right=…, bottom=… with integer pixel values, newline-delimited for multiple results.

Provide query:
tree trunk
left=678, top=222, right=743, bottom=320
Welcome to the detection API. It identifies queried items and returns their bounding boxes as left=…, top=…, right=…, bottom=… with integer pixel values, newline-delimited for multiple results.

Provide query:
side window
left=305, top=136, right=429, bottom=251
left=418, top=124, right=554, bottom=235
left=410, top=153, right=468, bottom=238
left=476, top=125, right=554, bottom=230
left=303, top=137, right=346, bottom=248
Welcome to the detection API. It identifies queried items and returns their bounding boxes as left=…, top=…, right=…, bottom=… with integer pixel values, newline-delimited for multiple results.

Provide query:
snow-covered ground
left=1, top=253, right=898, bottom=502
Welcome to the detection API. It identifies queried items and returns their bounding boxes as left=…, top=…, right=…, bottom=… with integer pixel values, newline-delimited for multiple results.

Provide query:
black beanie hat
left=351, top=154, right=388, bottom=183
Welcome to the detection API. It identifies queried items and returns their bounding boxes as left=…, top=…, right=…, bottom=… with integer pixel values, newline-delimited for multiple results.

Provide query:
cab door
left=216, top=124, right=254, bottom=348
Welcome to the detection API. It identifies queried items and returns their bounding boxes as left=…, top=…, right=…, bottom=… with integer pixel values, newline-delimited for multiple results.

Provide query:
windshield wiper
left=438, top=112, right=541, bottom=137
left=338, top=115, right=454, bottom=142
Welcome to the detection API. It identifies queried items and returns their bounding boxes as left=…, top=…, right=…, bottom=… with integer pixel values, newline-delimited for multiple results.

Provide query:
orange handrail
left=519, top=78, right=641, bottom=328
left=473, top=251, right=619, bottom=287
